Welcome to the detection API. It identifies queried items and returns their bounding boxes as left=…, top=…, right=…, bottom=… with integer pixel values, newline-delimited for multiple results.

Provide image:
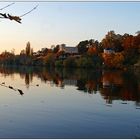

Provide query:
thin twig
left=0, top=4, right=38, bottom=23
left=20, top=4, right=38, bottom=17
left=0, top=2, right=15, bottom=11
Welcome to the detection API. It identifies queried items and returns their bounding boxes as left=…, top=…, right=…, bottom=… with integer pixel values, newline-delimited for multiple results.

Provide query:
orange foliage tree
left=103, top=52, right=124, bottom=69
left=122, top=33, right=140, bottom=64
left=101, top=31, right=123, bottom=52
left=87, top=47, right=97, bottom=55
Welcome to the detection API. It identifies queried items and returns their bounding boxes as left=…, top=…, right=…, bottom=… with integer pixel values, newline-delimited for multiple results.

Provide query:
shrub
left=63, top=57, right=77, bottom=68
left=76, top=57, right=94, bottom=68
left=55, top=60, right=63, bottom=67
left=43, top=53, right=55, bottom=67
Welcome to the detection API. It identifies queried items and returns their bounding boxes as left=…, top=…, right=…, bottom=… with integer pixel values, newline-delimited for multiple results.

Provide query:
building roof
left=104, top=48, right=115, bottom=54
left=60, top=46, right=78, bottom=54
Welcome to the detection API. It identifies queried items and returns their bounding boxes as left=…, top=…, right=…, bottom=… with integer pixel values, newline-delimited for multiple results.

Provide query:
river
left=0, top=66, right=139, bottom=138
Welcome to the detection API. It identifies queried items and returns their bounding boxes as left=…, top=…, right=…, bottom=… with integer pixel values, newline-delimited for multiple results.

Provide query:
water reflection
left=0, top=66, right=140, bottom=105
left=101, top=71, right=140, bottom=104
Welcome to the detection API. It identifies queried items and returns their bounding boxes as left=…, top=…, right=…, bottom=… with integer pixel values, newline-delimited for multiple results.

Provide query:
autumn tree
left=86, top=40, right=103, bottom=67
left=122, top=33, right=140, bottom=65
left=122, top=34, right=134, bottom=50
left=87, top=47, right=97, bottom=56
left=87, top=40, right=99, bottom=56
left=20, top=49, right=25, bottom=55
left=133, top=33, right=140, bottom=53
left=103, top=52, right=124, bottom=69
left=52, top=45, right=60, bottom=53
left=43, top=53, right=55, bottom=67
left=101, top=31, right=123, bottom=52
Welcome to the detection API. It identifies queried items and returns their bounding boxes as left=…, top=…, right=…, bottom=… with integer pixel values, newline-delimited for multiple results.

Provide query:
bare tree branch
left=0, top=2, right=15, bottom=11
left=20, top=4, right=38, bottom=17
left=0, top=4, right=38, bottom=24
left=0, top=13, right=21, bottom=23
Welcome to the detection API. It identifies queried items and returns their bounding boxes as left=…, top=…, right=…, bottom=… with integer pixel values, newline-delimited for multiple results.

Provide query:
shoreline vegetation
left=0, top=31, right=140, bottom=70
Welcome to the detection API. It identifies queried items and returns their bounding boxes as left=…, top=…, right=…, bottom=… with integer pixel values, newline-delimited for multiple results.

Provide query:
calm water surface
left=0, top=66, right=140, bottom=138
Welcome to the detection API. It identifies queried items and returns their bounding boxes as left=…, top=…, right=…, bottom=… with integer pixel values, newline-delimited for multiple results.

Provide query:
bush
left=63, top=57, right=77, bottom=68
left=55, top=60, right=63, bottom=67
left=76, top=57, right=94, bottom=68
left=43, top=53, right=55, bottom=67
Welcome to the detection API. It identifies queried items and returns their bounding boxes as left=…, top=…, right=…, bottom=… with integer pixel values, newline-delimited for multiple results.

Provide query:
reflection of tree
left=100, top=71, right=140, bottom=104
left=123, top=72, right=140, bottom=102
left=77, top=80, right=87, bottom=92
left=102, top=70, right=124, bottom=87
left=25, top=73, right=30, bottom=89
left=100, top=86, right=122, bottom=104
left=86, top=80, right=98, bottom=94
left=0, top=66, right=140, bottom=105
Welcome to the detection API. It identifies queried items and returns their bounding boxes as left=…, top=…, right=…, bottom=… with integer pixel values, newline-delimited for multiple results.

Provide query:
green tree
left=77, top=40, right=89, bottom=54
left=52, top=45, right=60, bottom=53
left=63, top=57, right=77, bottom=68
left=76, top=57, right=95, bottom=68
left=55, top=60, right=63, bottom=67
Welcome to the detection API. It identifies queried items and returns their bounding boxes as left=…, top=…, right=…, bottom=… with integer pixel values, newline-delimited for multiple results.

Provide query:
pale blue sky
left=0, top=2, right=140, bottom=54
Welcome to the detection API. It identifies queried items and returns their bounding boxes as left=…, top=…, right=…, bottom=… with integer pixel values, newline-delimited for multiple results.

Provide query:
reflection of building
left=54, top=79, right=77, bottom=87
left=63, top=79, right=77, bottom=86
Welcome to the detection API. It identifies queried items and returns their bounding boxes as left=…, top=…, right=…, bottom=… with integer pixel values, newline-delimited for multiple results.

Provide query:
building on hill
left=57, top=45, right=79, bottom=59
left=103, top=48, right=115, bottom=54
left=60, top=46, right=78, bottom=54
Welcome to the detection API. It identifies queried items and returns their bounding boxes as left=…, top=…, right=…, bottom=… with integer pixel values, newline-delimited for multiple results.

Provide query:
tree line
left=0, top=30, right=140, bottom=69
